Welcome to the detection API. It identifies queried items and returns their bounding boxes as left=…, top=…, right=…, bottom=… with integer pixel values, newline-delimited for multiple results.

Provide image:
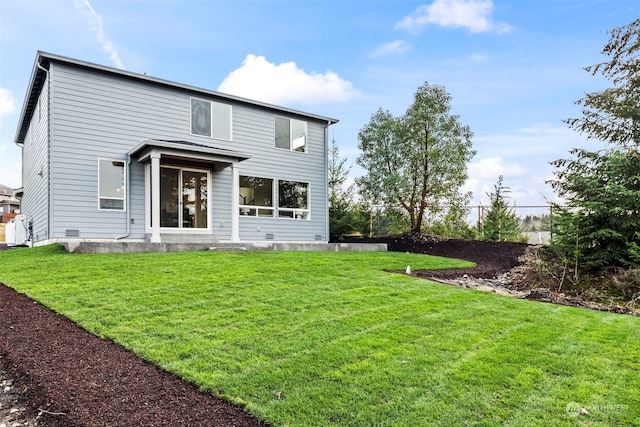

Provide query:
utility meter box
left=6, top=215, right=29, bottom=246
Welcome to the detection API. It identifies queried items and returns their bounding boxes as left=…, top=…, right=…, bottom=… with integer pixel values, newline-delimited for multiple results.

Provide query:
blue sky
left=0, top=0, right=636, bottom=212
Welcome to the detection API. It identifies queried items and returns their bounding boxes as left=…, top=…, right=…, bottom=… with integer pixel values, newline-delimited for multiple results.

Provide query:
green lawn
left=1, top=245, right=639, bottom=426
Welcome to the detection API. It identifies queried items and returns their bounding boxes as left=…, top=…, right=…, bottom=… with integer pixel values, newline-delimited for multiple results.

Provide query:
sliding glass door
left=159, top=166, right=208, bottom=229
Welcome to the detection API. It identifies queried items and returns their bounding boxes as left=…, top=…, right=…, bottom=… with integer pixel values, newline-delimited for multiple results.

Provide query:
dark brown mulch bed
left=343, top=233, right=530, bottom=279
left=0, top=284, right=268, bottom=427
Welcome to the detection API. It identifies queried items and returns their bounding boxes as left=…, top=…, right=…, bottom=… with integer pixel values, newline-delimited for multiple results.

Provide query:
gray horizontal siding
left=46, top=62, right=329, bottom=241
left=233, top=105, right=328, bottom=241
left=21, top=81, right=50, bottom=243
left=211, top=168, right=232, bottom=240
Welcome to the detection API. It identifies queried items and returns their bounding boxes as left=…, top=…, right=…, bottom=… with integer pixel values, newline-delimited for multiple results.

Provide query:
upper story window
left=191, top=98, right=232, bottom=140
left=98, top=159, right=125, bottom=210
left=275, top=116, right=307, bottom=152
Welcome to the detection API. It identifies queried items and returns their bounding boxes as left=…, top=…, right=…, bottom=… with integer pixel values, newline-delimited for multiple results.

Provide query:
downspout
left=35, top=60, right=49, bottom=246
left=115, top=153, right=132, bottom=240
left=325, top=120, right=330, bottom=243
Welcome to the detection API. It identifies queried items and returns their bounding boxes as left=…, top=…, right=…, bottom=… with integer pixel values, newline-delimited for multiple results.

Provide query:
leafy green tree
left=356, top=82, right=475, bottom=233
left=328, top=138, right=356, bottom=241
left=479, top=175, right=521, bottom=242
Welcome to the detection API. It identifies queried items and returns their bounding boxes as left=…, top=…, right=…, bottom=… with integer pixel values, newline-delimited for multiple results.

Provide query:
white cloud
left=468, top=157, right=527, bottom=181
left=463, top=157, right=533, bottom=204
left=0, top=88, right=16, bottom=122
left=468, top=53, right=489, bottom=62
left=370, top=40, right=411, bottom=58
left=472, top=122, right=599, bottom=158
left=72, top=0, right=125, bottom=69
left=395, top=0, right=513, bottom=34
left=217, top=55, right=357, bottom=105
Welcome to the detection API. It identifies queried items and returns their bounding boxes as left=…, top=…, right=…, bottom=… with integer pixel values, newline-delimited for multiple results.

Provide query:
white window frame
left=145, top=164, right=212, bottom=233
left=277, top=179, right=310, bottom=220
left=98, top=158, right=126, bottom=211
left=239, top=175, right=275, bottom=218
left=274, top=116, right=307, bottom=153
left=190, top=97, right=232, bottom=141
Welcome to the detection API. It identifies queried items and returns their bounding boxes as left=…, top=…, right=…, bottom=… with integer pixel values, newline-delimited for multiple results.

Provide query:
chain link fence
left=364, top=204, right=555, bottom=244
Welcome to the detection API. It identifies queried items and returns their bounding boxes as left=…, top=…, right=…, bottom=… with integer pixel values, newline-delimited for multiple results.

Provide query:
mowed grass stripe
left=1, top=245, right=638, bottom=427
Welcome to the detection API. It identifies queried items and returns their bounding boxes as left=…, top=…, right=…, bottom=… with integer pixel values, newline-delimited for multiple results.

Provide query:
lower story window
left=278, top=180, right=309, bottom=219
left=239, top=176, right=274, bottom=217
left=239, top=176, right=310, bottom=220
left=99, top=159, right=125, bottom=210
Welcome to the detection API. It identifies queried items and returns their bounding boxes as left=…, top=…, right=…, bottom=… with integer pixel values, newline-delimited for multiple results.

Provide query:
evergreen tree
left=550, top=17, right=640, bottom=270
left=549, top=149, right=640, bottom=269
left=328, top=138, right=356, bottom=241
left=479, top=175, right=521, bottom=242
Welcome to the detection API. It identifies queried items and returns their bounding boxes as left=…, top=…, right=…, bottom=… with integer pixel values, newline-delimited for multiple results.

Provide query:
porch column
left=231, top=162, right=240, bottom=243
left=150, top=152, right=161, bottom=243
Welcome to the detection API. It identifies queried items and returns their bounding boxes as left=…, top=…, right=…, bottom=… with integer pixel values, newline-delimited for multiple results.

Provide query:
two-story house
left=14, top=52, right=339, bottom=248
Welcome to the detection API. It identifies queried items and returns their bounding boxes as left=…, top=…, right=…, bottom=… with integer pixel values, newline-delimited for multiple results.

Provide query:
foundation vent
left=315, top=235, right=322, bottom=241
left=265, top=233, right=274, bottom=240
left=65, top=229, right=80, bottom=238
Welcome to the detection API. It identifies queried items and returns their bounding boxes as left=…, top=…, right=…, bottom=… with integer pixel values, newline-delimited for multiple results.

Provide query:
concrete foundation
left=61, top=241, right=387, bottom=254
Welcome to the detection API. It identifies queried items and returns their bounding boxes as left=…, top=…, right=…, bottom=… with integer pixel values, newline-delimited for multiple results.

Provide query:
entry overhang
left=129, top=139, right=251, bottom=169
left=129, top=139, right=249, bottom=244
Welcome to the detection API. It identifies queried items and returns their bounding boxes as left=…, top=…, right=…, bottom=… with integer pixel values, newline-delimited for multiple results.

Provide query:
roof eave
left=14, top=51, right=50, bottom=146
left=22, top=51, right=340, bottom=128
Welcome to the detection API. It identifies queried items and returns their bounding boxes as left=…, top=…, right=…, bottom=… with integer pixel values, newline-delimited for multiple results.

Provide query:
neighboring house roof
left=15, top=51, right=339, bottom=146
left=0, top=184, right=19, bottom=206
left=0, top=198, right=20, bottom=206
left=0, top=184, right=13, bottom=197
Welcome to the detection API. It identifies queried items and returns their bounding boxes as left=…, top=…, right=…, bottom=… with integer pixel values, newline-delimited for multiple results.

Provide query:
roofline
left=14, top=51, right=339, bottom=145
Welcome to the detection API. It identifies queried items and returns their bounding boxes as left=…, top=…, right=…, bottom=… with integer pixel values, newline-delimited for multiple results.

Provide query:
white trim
left=150, top=154, right=161, bottom=242
left=146, top=163, right=213, bottom=235
left=238, top=174, right=275, bottom=218
left=97, top=158, right=126, bottom=211
left=277, top=179, right=310, bottom=220
left=274, top=116, right=308, bottom=153
left=237, top=175, right=311, bottom=221
left=231, top=162, right=240, bottom=243
left=190, top=96, right=233, bottom=141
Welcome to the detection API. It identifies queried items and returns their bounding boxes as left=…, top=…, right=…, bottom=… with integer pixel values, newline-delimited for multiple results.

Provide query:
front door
left=159, top=166, right=208, bottom=229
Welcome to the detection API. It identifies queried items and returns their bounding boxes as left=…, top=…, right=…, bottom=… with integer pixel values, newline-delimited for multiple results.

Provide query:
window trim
left=277, top=179, right=310, bottom=220
left=239, top=175, right=275, bottom=218
left=274, top=116, right=308, bottom=153
left=145, top=164, right=212, bottom=232
left=98, top=158, right=126, bottom=211
left=238, top=176, right=311, bottom=220
left=190, top=97, right=233, bottom=141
